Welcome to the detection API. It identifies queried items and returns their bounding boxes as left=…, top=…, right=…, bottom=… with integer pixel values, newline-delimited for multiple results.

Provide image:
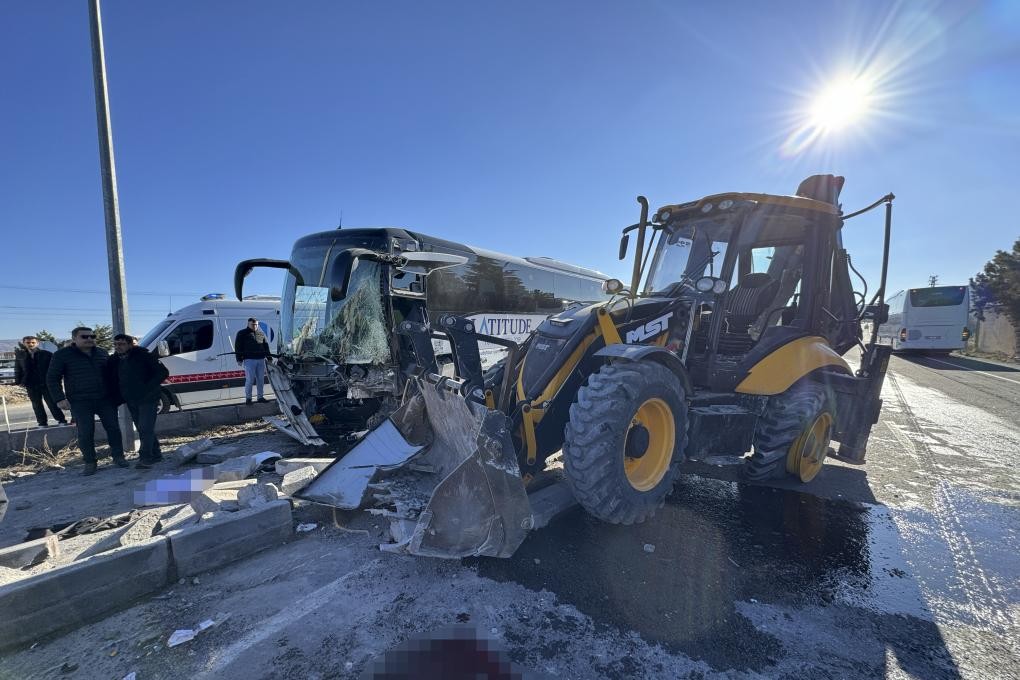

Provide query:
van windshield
left=281, top=241, right=390, bottom=364
left=139, top=319, right=174, bottom=348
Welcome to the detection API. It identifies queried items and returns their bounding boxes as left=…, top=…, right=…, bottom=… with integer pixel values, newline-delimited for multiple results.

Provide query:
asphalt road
left=1, top=352, right=1017, bottom=679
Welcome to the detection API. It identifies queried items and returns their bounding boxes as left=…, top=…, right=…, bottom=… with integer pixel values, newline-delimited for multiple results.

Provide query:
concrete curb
left=0, top=500, right=293, bottom=651
left=0, top=400, right=279, bottom=462
left=169, top=500, right=293, bottom=578
left=0, top=537, right=171, bottom=651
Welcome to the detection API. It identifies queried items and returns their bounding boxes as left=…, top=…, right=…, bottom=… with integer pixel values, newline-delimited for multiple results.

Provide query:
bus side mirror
left=156, top=340, right=170, bottom=358
left=618, top=234, right=630, bottom=260
left=396, top=252, right=468, bottom=275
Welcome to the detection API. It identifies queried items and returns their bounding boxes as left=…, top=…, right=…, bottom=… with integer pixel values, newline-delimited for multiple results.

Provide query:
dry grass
left=0, top=384, right=29, bottom=406
left=1, top=433, right=81, bottom=480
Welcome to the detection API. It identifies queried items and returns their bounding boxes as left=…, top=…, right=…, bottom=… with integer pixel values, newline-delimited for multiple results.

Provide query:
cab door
left=159, top=318, right=229, bottom=406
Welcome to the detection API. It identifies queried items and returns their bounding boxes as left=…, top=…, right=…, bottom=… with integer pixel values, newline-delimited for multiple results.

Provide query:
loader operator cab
left=644, top=192, right=857, bottom=390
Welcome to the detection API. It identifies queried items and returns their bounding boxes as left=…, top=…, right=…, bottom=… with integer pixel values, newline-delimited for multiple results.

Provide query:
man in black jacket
left=234, top=318, right=271, bottom=405
left=107, top=334, right=169, bottom=469
left=46, top=326, right=126, bottom=476
left=15, top=336, right=67, bottom=427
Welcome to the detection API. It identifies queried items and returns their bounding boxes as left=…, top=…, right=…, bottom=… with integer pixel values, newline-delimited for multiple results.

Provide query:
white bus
left=877, top=285, right=970, bottom=353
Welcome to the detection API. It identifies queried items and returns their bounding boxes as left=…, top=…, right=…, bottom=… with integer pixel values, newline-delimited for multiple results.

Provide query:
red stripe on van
left=164, top=370, right=246, bottom=384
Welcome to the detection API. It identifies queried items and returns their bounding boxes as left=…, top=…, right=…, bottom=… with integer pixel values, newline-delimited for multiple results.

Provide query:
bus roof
left=292, top=227, right=609, bottom=281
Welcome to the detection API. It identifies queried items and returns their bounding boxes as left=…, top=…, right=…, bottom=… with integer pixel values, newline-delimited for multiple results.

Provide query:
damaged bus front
left=236, top=228, right=607, bottom=446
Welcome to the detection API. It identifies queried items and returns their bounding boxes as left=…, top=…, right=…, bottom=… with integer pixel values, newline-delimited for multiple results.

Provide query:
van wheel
left=157, top=391, right=174, bottom=414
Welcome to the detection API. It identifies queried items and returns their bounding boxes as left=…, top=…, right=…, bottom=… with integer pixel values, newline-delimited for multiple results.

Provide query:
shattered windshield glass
left=281, top=242, right=390, bottom=364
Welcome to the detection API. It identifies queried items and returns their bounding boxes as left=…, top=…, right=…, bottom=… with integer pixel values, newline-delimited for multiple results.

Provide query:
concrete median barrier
left=168, top=499, right=293, bottom=578
left=0, top=537, right=172, bottom=651
left=0, top=500, right=294, bottom=651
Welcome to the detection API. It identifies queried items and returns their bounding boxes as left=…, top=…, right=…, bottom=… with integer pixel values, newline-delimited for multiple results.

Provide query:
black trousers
left=25, top=385, right=66, bottom=426
left=68, top=398, right=124, bottom=464
left=127, top=399, right=162, bottom=461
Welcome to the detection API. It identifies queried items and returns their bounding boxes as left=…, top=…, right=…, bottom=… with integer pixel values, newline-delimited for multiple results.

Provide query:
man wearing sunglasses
left=47, top=326, right=126, bottom=476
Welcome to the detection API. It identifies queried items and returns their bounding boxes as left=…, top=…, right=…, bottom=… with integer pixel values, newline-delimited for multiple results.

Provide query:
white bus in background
left=877, top=285, right=971, bottom=354
left=137, top=296, right=280, bottom=412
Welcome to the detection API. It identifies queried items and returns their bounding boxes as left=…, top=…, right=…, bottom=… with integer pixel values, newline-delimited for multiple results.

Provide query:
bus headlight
left=962, top=327, right=971, bottom=341
left=899, top=328, right=908, bottom=342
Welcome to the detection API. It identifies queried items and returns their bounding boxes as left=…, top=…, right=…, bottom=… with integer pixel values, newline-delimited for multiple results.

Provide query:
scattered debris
left=274, top=457, right=334, bottom=476
left=75, top=509, right=163, bottom=560
left=643, top=544, right=655, bottom=554
left=728, top=557, right=741, bottom=567
left=167, top=614, right=228, bottom=647
left=158, top=504, right=199, bottom=534
left=189, top=492, right=219, bottom=515
left=280, top=465, right=318, bottom=496
left=170, top=438, right=214, bottom=466
left=122, top=672, right=137, bottom=680
left=237, top=483, right=280, bottom=509
left=295, top=523, right=318, bottom=533
left=60, top=662, right=78, bottom=673
left=212, top=479, right=259, bottom=491
left=210, top=456, right=258, bottom=483
left=0, top=535, right=60, bottom=569
left=195, top=445, right=242, bottom=465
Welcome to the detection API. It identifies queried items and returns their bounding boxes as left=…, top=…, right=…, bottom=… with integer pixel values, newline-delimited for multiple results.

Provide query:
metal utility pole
left=88, top=0, right=136, bottom=453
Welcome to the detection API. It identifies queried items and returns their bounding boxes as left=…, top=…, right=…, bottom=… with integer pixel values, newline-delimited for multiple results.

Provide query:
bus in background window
left=877, top=285, right=970, bottom=354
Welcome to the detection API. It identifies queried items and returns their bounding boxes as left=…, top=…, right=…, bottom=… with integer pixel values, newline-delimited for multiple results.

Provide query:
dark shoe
left=55, top=420, right=68, bottom=426
left=149, top=455, right=164, bottom=463
left=245, top=399, right=252, bottom=405
left=256, top=397, right=268, bottom=403
left=135, top=460, right=153, bottom=469
left=82, top=463, right=98, bottom=476
left=112, top=457, right=130, bottom=468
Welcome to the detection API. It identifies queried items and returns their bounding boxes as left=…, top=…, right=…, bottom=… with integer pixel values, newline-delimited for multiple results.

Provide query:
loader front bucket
left=297, top=378, right=532, bottom=559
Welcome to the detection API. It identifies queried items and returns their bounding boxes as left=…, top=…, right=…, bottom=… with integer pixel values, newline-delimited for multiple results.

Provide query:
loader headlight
left=695, top=276, right=728, bottom=294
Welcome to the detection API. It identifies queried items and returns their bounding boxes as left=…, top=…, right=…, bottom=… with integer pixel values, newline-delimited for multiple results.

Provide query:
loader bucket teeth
left=296, top=377, right=531, bottom=559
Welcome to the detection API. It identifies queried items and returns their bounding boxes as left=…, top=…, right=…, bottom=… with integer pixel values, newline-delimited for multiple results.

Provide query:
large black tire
left=563, top=361, right=688, bottom=525
left=746, top=381, right=832, bottom=482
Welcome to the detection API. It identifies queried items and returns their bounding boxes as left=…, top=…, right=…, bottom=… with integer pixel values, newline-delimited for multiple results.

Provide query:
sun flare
left=809, top=77, right=874, bottom=132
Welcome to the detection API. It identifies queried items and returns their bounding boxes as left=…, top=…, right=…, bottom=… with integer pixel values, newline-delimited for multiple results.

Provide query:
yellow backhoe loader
left=299, top=175, right=895, bottom=558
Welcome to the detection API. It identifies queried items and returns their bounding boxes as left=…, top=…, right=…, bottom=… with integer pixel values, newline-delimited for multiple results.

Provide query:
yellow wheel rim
left=786, top=411, right=833, bottom=483
left=623, top=398, right=675, bottom=491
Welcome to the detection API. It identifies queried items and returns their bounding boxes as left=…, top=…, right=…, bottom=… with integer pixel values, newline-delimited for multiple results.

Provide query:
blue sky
left=2, top=1, right=1018, bottom=339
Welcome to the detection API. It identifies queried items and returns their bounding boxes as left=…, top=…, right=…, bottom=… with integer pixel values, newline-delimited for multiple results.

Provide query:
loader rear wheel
left=746, top=381, right=832, bottom=483
left=563, top=361, right=687, bottom=525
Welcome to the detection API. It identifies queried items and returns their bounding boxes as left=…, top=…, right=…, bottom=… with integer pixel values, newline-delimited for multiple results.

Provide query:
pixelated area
left=362, top=624, right=525, bottom=679
left=132, top=469, right=217, bottom=506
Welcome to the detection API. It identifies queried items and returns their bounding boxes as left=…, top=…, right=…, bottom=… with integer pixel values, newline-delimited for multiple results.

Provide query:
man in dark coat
left=46, top=326, right=126, bottom=476
left=107, top=334, right=169, bottom=469
left=234, top=317, right=271, bottom=404
left=14, top=335, right=67, bottom=427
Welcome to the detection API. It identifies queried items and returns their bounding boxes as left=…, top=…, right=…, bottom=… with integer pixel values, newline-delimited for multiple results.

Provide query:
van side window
left=164, top=320, right=214, bottom=355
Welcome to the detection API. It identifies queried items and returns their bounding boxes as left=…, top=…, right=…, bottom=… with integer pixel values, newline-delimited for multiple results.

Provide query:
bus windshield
left=281, top=241, right=390, bottom=364
left=909, top=286, right=967, bottom=308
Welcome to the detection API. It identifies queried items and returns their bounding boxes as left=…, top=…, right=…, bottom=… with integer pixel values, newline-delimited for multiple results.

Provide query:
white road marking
left=919, top=355, right=1020, bottom=386
left=195, top=558, right=383, bottom=677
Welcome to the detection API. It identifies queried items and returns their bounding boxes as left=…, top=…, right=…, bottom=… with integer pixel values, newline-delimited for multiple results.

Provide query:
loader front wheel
left=746, top=381, right=833, bottom=483
left=563, top=361, right=687, bottom=525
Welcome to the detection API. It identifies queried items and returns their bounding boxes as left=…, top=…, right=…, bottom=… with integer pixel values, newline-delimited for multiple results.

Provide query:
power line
left=0, top=305, right=168, bottom=312
left=0, top=284, right=207, bottom=296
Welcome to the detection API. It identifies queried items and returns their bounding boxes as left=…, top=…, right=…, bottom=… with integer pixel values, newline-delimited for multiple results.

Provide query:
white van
left=137, top=296, right=280, bottom=412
